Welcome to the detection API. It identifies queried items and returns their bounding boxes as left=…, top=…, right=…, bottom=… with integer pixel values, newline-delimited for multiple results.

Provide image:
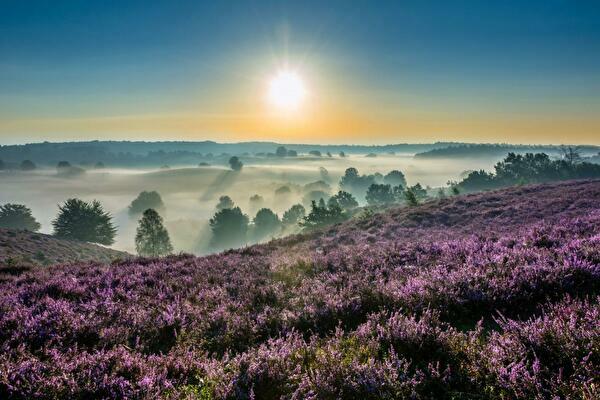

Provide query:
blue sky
left=1, top=0, right=599, bottom=144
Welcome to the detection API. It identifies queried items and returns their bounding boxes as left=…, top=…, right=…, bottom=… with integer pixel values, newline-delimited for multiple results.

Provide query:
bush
left=135, top=209, right=173, bottom=257
left=52, top=199, right=117, bottom=245
left=0, top=204, right=41, bottom=231
left=301, top=198, right=347, bottom=230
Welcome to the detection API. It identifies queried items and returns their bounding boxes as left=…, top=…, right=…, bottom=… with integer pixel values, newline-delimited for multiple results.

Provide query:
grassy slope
left=0, top=228, right=128, bottom=275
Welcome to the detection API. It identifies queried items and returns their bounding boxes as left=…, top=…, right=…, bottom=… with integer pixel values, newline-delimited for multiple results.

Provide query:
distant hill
left=0, top=140, right=457, bottom=167
left=0, top=179, right=598, bottom=398
left=414, top=143, right=600, bottom=159
left=0, top=228, right=128, bottom=277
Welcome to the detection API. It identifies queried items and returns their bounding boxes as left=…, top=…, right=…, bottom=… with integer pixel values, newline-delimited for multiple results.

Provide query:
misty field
left=0, top=180, right=598, bottom=399
left=0, top=154, right=494, bottom=254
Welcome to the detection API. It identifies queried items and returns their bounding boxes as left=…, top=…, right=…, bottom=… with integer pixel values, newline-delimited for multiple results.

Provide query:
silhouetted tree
left=282, top=204, right=306, bottom=226
left=301, top=199, right=346, bottom=230
left=216, top=195, right=234, bottom=211
left=339, top=167, right=376, bottom=200
left=384, top=170, right=407, bottom=188
left=209, top=207, right=248, bottom=250
left=408, top=183, right=428, bottom=200
left=229, top=156, right=243, bottom=171
left=287, top=149, right=298, bottom=157
left=129, top=191, right=165, bottom=216
left=135, top=209, right=173, bottom=257
left=20, top=160, right=36, bottom=171
left=253, top=208, right=281, bottom=241
left=366, top=184, right=396, bottom=205
left=0, top=204, right=41, bottom=231
left=404, top=189, right=419, bottom=206
left=275, top=146, right=288, bottom=157
left=328, top=191, right=358, bottom=211
left=52, top=199, right=116, bottom=245
left=309, top=150, right=322, bottom=157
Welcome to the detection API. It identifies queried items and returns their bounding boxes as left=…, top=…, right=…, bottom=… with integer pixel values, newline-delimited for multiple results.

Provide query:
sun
left=267, top=70, right=307, bottom=112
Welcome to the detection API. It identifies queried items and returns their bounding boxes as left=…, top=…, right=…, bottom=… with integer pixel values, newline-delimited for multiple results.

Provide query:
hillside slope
left=0, top=228, right=128, bottom=274
left=0, top=180, right=598, bottom=399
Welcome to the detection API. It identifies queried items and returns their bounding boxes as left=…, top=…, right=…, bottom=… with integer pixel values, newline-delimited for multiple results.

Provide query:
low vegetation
left=0, top=179, right=597, bottom=398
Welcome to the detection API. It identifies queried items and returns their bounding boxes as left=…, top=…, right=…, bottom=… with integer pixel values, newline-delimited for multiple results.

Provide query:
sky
left=1, top=0, right=600, bottom=145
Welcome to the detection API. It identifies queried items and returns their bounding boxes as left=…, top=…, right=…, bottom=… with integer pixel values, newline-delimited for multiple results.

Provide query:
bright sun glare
left=267, top=70, right=307, bottom=112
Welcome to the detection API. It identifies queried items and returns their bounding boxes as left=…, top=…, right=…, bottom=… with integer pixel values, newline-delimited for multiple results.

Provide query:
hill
left=0, top=228, right=128, bottom=278
left=0, top=180, right=598, bottom=399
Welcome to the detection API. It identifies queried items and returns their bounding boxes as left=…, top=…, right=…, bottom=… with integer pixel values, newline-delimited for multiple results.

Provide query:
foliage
left=365, top=183, right=396, bottom=205
left=209, top=206, right=248, bottom=250
left=302, top=190, right=330, bottom=207
left=328, top=190, right=358, bottom=211
left=275, top=146, right=288, bottom=157
left=252, top=208, right=281, bottom=241
left=215, top=195, right=234, bottom=211
left=0, top=203, right=41, bottom=231
left=339, top=167, right=378, bottom=201
left=404, top=188, right=419, bottom=206
left=20, top=160, right=36, bottom=171
left=282, top=204, right=306, bottom=226
left=135, top=209, right=173, bottom=257
left=128, top=191, right=165, bottom=216
left=459, top=152, right=600, bottom=192
left=52, top=198, right=117, bottom=245
left=301, top=198, right=347, bottom=229
left=383, top=170, right=407, bottom=188
left=228, top=156, right=243, bottom=171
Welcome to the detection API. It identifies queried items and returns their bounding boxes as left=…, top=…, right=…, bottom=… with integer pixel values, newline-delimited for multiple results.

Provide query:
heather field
left=1, top=180, right=598, bottom=399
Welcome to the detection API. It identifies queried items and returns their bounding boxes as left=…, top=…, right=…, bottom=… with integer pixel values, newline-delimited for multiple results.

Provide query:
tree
left=339, top=167, right=376, bottom=201
left=135, top=209, right=173, bottom=257
left=282, top=204, right=306, bottom=226
left=301, top=199, right=346, bottom=230
left=229, top=156, right=243, bottom=171
left=384, top=170, right=407, bottom=188
left=328, top=191, right=358, bottom=211
left=326, top=152, right=333, bottom=157
left=216, top=195, right=234, bottom=211
left=275, top=186, right=291, bottom=196
left=309, top=150, right=322, bottom=157
left=287, top=149, right=298, bottom=157
left=339, top=151, right=346, bottom=158
left=275, top=146, right=288, bottom=157
left=129, top=191, right=165, bottom=216
left=0, top=204, right=41, bottom=231
left=209, top=207, right=249, bottom=250
left=560, top=146, right=582, bottom=165
left=408, top=183, right=428, bottom=200
left=302, top=190, right=330, bottom=206
left=404, top=189, right=419, bottom=206
left=52, top=199, right=117, bottom=245
left=253, top=208, right=281, bottom=241
left=20, top=160, right=36, bottom=171
left=366, top=184, right=396, bottom=205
